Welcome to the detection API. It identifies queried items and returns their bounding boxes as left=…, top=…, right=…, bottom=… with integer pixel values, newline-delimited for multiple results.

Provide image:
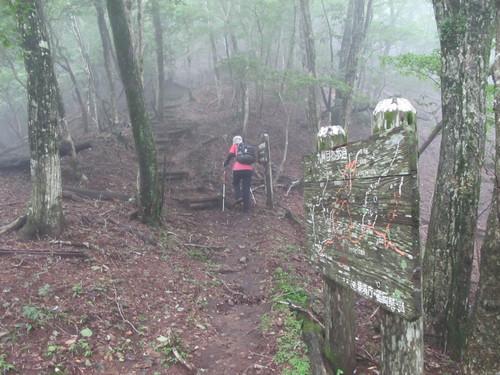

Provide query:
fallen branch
left=285, top=179, right=302, bottom=196
left=112, top=287, right=141, bottom=335
left=108, top=217, right=158, bottom=245
left=49, top=240, right=99, bottom=250
left=276, top=300, right=325, bottom=330
left=63, top=186, right=132, bottom=202
left=0, top=215, right=26, bottom=234
left=419, top=121, right=443, bottom=156
left=165, top=329, right=201, bottom=375
left=0, top=249, right=87, bottom=258
left=0, top=141, right=92, bottom=170
left=182, top=243, right=225, bottom=250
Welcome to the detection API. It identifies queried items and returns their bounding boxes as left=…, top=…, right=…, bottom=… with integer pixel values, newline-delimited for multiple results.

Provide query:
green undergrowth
left=262, top=267, right=314, bottom=374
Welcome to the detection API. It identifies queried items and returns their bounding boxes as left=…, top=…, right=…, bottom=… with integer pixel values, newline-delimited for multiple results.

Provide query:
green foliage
left=274, top=313, right=311, bottom=375
left=22, top=304, right=53, bottom=325
left=71, top=285, right=84, bottom=297
left=380, top=50, right=441, bottom=85
left=273, top=268, right=309, bottom=307
left=154, top=333, right=189, bottom=368
left=0, top=353, right=15, bottom=373
left=38, top=283, right=52, bottom=296
left=69, top=338, right=93, bottom=357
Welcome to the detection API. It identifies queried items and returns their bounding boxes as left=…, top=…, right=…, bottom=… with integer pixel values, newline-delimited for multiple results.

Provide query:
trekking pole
left=222, top=167, right=227, bottom=212
left=250, top=187, right=257, bottom=204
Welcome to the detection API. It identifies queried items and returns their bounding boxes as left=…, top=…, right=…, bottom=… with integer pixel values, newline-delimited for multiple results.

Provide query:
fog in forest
left=0, top=0, right=438, bottom=149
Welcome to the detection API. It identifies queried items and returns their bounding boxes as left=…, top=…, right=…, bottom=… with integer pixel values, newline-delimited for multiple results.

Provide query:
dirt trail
left=190, top=209, right=275, bottom=374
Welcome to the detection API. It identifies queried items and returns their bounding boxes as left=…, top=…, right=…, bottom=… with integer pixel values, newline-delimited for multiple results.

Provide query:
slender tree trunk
left=136, top=0, right=144, bottom=81
left=94, top=0, right=119, bottom=129
left=71, top=15, right=100, bottom=131
left=463, top=2, right=500, bottom=372
left=106, top=0, right=162, bottom=225
left=57, top=57, right=90, bottom=133
left=55, top=83, right=83, bottom=182
left=331, top=0, right=373, bottom=131
left=298, top=0, right=320, bottom=151
left=151, top=0, right=165, bottom=123
left=423, top=0, right=494, bottom=359
left=15, top=0, right=63, bottom=238
left=206, top=0, right=223, bottom=107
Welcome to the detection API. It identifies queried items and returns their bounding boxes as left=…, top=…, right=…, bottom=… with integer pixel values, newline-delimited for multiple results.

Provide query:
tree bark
left=94, top=0, right=119, bottom=129
left=462, top=2, right=500, bottom=373
left=423, top=0, right=494, bottom=359
left=71, top=15, right=100, bottom=131
left=331, top=0, right=373, bottom=132
left=106, top=0, right=162, bottom=225
left=15, top=0, right=63, bottom=238
left=151, top=0, right=165, bottom=123
left=297, top=0, right=320, bottom=151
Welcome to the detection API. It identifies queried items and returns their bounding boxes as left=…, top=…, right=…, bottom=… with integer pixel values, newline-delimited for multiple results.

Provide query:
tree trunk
left=57, top=56, right=90, bottom=133
left=94, top=0, right=119, bottom=129
left=423, top=0, right=494, bottom=359
left=462, top=2, right=500, bottom=373
left=297, top=0, right=320, bottom=151
left=331, top=0, right=373, bottom=132
left=106, top=0, right=162, bottom=225
left=151, top=0, right=165, bottom=123
left=71, top=15, right=100, bottom=132
left=15, top=0, right=63, bottom=238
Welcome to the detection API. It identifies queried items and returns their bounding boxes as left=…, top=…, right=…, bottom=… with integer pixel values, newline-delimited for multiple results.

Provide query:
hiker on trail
left=223, top=135, right=254, bottom=213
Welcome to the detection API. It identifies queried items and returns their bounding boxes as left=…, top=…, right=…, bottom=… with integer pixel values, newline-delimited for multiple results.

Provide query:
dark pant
left=233, top=169, right=253, bottom=212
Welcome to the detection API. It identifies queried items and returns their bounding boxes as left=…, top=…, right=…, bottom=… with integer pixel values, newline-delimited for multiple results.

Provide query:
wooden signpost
left=258, top=133, right=274, bottom=208
left=303, top=98, right=423, bottom=374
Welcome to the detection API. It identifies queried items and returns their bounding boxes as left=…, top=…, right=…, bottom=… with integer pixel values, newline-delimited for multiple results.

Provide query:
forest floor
left=0, top=85, right=482, bottom=374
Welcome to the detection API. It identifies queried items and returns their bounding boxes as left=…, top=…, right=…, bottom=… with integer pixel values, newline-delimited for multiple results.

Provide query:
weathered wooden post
left=373, top=98, right=423, bottom=375
left=317, top=126, right=356, bottom=375
left=303, top=97, right=423, bottom=375
left=258, top=133, right=274, bottom=208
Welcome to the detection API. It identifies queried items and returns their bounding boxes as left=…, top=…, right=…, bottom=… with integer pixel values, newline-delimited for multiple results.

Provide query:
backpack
left=236, top=143, right=256, bottom=165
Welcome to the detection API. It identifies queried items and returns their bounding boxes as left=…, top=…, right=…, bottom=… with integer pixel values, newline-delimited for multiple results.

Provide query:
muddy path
left=187, top=208, right=283, bottom=374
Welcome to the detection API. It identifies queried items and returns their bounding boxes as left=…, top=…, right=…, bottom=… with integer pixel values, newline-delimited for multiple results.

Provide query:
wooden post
left=317, top=126, right=356, bottom=375
left=374, top=98, right=424, bottom=375
left=258, top=134, right=274, bottom=208
left=304, top=100, right=423, bottom=375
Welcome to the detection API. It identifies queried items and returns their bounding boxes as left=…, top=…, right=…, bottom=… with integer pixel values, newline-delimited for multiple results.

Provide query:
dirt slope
left=0, top=89, right=463, bottom=374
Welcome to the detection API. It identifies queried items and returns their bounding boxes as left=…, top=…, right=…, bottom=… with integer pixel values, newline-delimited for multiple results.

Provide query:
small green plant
left=0, top=353, right=15, bottom=373
left=274, top=312, right=310, bottom=375
left=109, top=339, right=133, bottom=361
left=22, top=304, right=53, bottom=329
left=69, top=338, right=93, bottom=357
left=273, top=268, right=309, bottom=307
left=71, top=285, right=84, bottom=297
left=38, top=284, right=52, bottom=296
left=154, top=334, right=189, bottom=368
left=45, top=345, right=62, bottom=357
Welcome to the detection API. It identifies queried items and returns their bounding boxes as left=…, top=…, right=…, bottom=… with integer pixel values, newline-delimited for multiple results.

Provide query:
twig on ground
left=166, top=329, right=201, bottom=375
left=112, top=287, right=141, bottom=335
left=276, top=300, right=325, bottom=330
left=218, top=277, right=244, bottom=296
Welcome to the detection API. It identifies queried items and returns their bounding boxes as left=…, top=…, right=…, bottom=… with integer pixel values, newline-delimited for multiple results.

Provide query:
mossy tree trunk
left=15, top=0, right=63, bottom=238
left=106, top=0, right=162, bottom=225
left=462, top=2, right=500, bottom=373
left=423, top=0, right=494, bottom=359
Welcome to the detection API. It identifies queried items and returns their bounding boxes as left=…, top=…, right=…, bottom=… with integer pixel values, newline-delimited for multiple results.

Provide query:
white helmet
left=233, top=135, right=242, bottom=144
